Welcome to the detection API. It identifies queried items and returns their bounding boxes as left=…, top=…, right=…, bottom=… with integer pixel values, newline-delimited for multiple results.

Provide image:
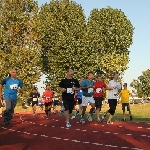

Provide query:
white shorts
left=81, top=96, right=95, bottom=106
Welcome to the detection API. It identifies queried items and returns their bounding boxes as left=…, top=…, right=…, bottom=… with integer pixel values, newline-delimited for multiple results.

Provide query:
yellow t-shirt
left=119, top=89, right=131, bottom=103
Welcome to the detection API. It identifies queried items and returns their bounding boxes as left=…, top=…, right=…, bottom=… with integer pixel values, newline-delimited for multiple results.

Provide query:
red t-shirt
left=94, top=81, right=106, bottom=97
left=43, top=90, right=53, bottom=103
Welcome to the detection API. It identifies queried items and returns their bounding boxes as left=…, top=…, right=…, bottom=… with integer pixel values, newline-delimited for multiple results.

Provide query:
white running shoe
left=97, top=118, right=102, bottom=122
left=107, top=120, right=113, bottom=124
left=66, top=122, right=71, bottom=128
left=87, top=114, right=92, bottom=121
left=71, top=116, right=75, bottom=119
left=80, top=118, right=85, bottom=124
left=102, top=112, right=106, bottom=120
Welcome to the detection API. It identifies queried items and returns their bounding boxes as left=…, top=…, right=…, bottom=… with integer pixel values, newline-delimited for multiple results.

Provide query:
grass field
left=1, top=102, right=150, bottom=123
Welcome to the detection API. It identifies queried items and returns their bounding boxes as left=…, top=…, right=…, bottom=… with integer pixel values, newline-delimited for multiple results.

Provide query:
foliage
left=87, top=7, right=134, bottom=79
left=39, top=0, right=97, bottom=89
left=130, top=69, right=150, bottom=97
left=0, top=0, right=42, bottom=98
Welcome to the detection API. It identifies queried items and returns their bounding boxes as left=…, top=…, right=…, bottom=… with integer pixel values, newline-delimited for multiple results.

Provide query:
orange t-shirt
left=43, top=90, right=53, bottom=103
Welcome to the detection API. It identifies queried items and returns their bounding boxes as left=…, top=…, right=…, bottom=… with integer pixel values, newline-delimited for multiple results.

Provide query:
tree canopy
left=130, top=69, right=150, bottom=97
left=0, top=0, right=42, bottom=97
left=86, top=7, right=134, bottom=78
left=39, top=1, right=134, bottom=87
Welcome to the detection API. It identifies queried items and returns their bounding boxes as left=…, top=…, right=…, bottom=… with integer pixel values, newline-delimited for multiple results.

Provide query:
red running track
left=0, top=112, right=150, bottom=150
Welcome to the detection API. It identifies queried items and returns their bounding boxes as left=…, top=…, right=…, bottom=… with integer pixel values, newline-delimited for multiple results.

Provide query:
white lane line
left=114, top=133, right=119, bottom=134
left=93, top=131, right=98, bottom=132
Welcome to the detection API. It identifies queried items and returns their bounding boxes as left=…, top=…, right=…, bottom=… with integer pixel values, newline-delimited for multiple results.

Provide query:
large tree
left=0, top=0, right=42, bottom=97
left=39, top=0, right=97, bottom=88
left=130, top=69, right=150, bottom=97
left=87, top=7, right=134, bottom=79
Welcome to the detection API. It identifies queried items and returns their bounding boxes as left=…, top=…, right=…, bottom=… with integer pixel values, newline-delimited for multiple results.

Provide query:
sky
left=36, top=0, right=150, bottom=93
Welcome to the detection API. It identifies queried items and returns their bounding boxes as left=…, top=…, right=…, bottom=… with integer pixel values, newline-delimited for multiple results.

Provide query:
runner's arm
left=18, top=80, right=24, bottom=93
left=58, top=79, right=66, bottom=92
left=0, top=79, right=6, bottom=96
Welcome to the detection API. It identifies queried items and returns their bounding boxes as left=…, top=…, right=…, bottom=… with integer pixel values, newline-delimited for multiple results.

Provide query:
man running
left=29, top=87, right=40, bottom=116
left=80, top=72, right=95, bottom=124
left=102, top=72, right=121, bottom=124
left=58, top=68, right=80, bottom=127
left=76, top=77, right=84, bottom=117
left=0, top=68, right=24, bottom=126
left=118, top=83, right=133, bottom=121
left=93, top=75, right=107, bottom=122
left=42, top=85, right=53, bottom=118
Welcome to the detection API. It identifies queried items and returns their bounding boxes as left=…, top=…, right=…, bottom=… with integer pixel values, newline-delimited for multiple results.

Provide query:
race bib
left=46, top=97, right=50, bottom=100
left=113, top=88, right=118, bottom=97
left=33, top=98, right=37, bottom=101
left=67, top=88, right=74, bottom=94
left=88, top=88, right=93, bottom=93
left=55, top=98, right=58, bottom=100
left=10, top=84, right=18, bottom=90
left=96, top=88, right=102, bottom=93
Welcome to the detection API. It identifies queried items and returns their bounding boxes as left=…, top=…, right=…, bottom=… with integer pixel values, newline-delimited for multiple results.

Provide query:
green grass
left=1, top=102, right=150, bottom=123
left=98, top=103, right=150, bottom=123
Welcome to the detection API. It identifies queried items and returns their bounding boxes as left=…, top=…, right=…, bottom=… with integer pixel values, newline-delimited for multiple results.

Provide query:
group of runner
left=0, top=68, right=133, bottom=127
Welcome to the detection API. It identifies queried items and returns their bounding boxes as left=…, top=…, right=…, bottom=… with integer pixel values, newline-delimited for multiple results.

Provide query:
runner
left=42, top=85, right=53, bottom=118
left=80, top=72, right=95, bottom=124
left=102, top=72, right=121, bottom=124
left=53, top=91, right=59, bottom=114
left=76, top=77, right=84, bottom=117
left=93, top=75, right=107, bottom=122
left=58, top=68, right=80, bottom=127
left=29, top=87, right=40, bottom=116
left=0, top=68, right=24, bottom=126
left=118, top=83, right=133, bottom=121
left=38, top=96, right=44, bottom=111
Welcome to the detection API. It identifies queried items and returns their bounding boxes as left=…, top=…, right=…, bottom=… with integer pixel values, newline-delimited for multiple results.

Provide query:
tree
left=0, top=0, right=42, bottom=98
left=130, top=69, right=150, bottom=97
left=39, top=0, right=97, bottom=88
left=86, top=7, right=134, bottom=78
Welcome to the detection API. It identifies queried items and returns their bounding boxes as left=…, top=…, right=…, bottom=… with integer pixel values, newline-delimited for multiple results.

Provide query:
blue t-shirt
left=1, top=77, right=23, bottom=100
left=77, top=90, right=83, bottom=99
left=80, top=79, right=94, bottom=97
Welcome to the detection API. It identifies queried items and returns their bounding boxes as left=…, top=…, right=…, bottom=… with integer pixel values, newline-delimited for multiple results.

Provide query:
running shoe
left=80, top=118, right=85, bottom=124
left=101, top=112, right=106, bottom=120
left=107, top=120, right=113, bottom=124
left=97, top=118, right=102, bottom=122
left=87, top=113, right=92, bottom=121
left=66, top=122, right=71, bottom=128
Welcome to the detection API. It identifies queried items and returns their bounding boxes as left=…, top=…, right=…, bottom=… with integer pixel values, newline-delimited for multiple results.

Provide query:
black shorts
left=94, top=97, right=103, bottom=110
left=78, top=98, right=82, bottom=104
left=32, top=101, right=38, bottom=107
left=54, top=100, right=58, bottom=106
left=45, top=102, right=52, bottom=107
left=122, top=103, right=130, bottom=111
left=63, top=99, right=74, bottom=114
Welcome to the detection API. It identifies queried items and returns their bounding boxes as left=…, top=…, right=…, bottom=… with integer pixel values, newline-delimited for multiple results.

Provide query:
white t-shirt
left=107, top=80, right=121, bottom=99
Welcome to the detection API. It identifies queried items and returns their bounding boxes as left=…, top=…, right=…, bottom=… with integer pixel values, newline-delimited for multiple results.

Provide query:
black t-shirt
left=29, top=92, right=40, bottom=102
left=58, top=78, right=80, bottom=100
